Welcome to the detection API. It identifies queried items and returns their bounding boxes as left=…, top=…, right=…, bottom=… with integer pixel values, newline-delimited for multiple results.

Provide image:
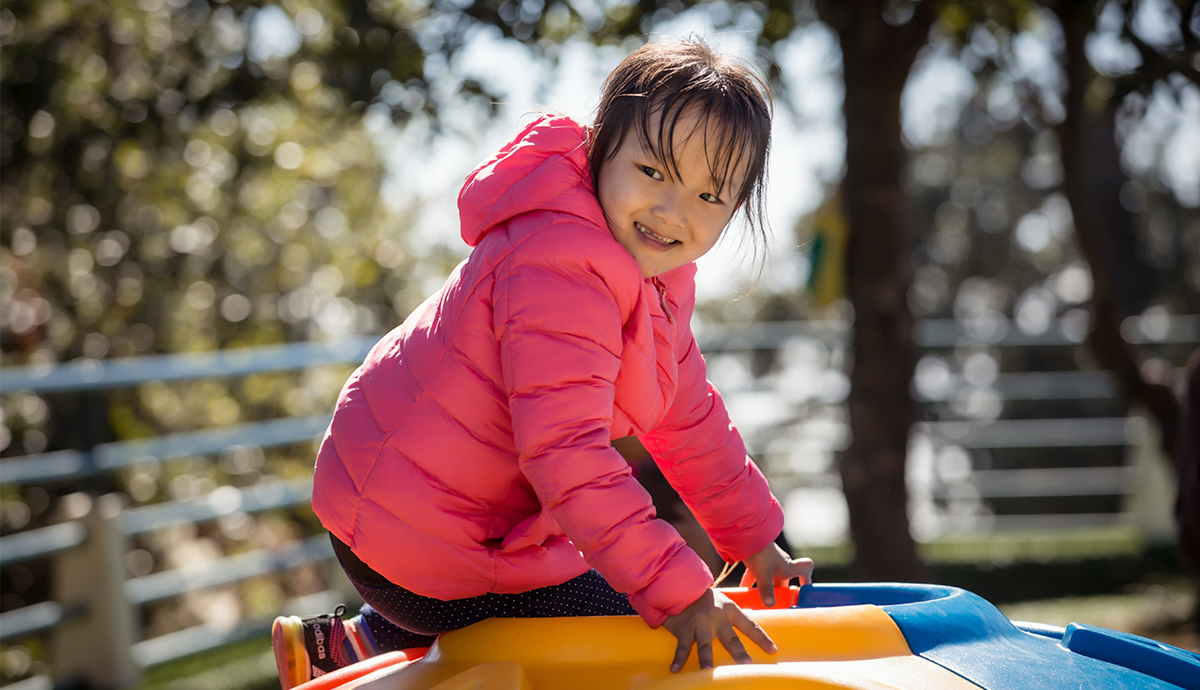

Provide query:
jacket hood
left=458, top=115, right=606, bottom=247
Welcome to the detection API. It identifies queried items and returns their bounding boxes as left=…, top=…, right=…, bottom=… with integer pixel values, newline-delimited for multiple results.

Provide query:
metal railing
left=0, top=339, right=374, bottom=688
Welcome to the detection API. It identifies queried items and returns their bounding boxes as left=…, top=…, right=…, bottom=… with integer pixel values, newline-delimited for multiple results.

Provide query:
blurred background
left=1, top=0, right=1198, bottom=688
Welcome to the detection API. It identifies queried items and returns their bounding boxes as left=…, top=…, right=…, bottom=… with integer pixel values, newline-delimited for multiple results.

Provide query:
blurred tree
left=921, top=0, right=1198, bottom=578
left=1052, top=0, right=1194, bottom=457
left=1052, top=0, right=1198, bottom=608
left=0, top=2, right=433, bottom=660
left=817, top=0, right=1198, bottom=581
left=815, top=0, right=938, bottom=583
left=0, top=0, right=425, bottom=362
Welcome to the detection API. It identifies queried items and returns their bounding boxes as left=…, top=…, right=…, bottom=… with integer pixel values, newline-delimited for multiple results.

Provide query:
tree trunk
left=1053, top=2, right=1181, bottom=458
left=820, top=0, right=934, bottom=582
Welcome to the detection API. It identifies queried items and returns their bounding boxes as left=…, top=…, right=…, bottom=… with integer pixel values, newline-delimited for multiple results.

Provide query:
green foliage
left=0, top=0, right=414, bottom=367
left=0, top=4, right=434, bottom=683
left=137, top=634, right=279, bottom=690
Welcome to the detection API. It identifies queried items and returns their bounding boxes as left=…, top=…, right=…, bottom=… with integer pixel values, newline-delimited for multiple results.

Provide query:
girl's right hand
left=661, top=589, right=777, bottom=673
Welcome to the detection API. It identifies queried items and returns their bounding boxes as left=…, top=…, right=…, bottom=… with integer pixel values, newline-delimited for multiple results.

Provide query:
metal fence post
left=51, top=493, right=140, bottom=689
left=1123, top=410, right=1178, bottom=546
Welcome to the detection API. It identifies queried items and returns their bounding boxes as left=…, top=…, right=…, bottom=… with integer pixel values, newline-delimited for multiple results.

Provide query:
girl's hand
left=661, top=589, right=776, bottom=673
left=739, top=543, right=814, bottom=607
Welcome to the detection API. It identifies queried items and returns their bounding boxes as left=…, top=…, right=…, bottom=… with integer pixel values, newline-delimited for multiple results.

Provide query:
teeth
left=636, top=223, right=678, bottom=245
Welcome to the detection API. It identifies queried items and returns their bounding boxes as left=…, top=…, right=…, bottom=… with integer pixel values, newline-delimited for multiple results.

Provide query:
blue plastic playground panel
left=797, top=583, right=1200, bottom=690
left=1063, top=622, right=1200, bottom=690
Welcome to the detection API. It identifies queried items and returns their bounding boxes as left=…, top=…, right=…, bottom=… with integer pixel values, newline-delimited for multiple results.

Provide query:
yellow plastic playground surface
left=300, top=584, right=1199, bottom=690
left=327, top=588, right=977, bottom=690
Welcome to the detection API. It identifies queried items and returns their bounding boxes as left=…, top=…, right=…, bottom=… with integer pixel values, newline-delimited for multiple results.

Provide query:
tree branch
left=1053, top=1, right=1182, bottom=460
left=1182, top=0, right=1200, bottom=53
left=903, top=0, right=942, bottom=55
left=1117, top=0, right=1200, bottom=97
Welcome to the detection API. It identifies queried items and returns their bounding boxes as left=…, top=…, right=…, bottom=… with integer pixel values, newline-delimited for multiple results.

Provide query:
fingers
left=746, top=571, right=775, bottom=606
left=732, top=610, right=777, bottom=655
left=785, top=557, right=815, bottom=585
left=743, top=571, right=775, bottom=606
left=670, top=638, right=691, bottom=673
left=718, top=626, right=752, bottom=665
left=667, top=617, right=776, bottom=673
left=739, top=567, right=756, bottom=588
left=696, top=630, right=714, bottom=670
left=757, top=582, right=775, bottom=607
left=748, top=556, right=813, bottom=606
left=664, top=585, right=791, bottom=674
left=669, top=630, right=717, bottom=673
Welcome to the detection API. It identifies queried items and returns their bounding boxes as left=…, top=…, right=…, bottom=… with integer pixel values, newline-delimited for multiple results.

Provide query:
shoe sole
left=272, top=616, right=309, bottom=690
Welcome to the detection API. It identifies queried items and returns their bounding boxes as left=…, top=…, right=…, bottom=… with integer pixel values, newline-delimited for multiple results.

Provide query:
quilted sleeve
left=639, top=286, right=784, bottom=565
left=493, top=221, right=714, bottom=628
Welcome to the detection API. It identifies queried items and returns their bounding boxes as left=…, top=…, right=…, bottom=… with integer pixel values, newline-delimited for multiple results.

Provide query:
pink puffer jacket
left=312, top=115, right=784, bottom=627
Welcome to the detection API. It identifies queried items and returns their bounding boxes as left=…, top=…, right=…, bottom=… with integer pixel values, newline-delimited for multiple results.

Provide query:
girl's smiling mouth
left=635, top=222, right=679, bottom=247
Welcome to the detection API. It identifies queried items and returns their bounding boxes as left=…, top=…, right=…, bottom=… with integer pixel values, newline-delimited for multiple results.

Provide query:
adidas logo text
left=311, top=621, right=326, bottom=660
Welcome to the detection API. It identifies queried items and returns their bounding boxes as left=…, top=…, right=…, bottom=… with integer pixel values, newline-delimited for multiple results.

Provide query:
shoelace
left=714, top=561, right=738, bottom=588
left=327, top=604, right=352, bottom=668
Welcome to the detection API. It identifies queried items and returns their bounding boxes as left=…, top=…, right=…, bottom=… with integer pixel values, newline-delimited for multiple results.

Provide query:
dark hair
left=589, top=37, right=773, bottom=271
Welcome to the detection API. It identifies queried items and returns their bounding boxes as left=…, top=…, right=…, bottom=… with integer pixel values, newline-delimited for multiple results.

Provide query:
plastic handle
left=716, top=586, right=800, bottom=610
left=1062, top=623, right=1200, bottom=690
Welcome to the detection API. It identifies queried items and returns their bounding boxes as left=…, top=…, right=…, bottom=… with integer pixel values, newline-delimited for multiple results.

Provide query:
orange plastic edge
left=291, top=648, right=430, bottom=690
left=719, top=586, right=800, bottom=610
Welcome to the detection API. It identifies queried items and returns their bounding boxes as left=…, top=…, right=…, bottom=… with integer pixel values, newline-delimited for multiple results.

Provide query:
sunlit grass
left=138, top=635, right=277, bottom=690
left=1000, top=578, right=1198, bottom=653
left=918, top=526, right=1145, bottom=563
left=797, top=526, right=1145, bottom=566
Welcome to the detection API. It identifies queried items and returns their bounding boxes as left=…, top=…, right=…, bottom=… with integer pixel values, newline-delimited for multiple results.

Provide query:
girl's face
left=597, top=110, right=747, bottom=279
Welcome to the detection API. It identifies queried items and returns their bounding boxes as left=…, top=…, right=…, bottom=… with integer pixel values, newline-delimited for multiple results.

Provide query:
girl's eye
left=640, top=165, right=663, bottom=181
left=700, top=192, right=721, bottom=204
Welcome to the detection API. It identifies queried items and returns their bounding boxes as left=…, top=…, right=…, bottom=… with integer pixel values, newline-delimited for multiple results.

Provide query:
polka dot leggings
left=332, top=535, right=637, bottom=653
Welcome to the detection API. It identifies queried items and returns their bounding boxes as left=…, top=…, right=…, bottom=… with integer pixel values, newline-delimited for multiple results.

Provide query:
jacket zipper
left=653, top=278, right=678, bottom=384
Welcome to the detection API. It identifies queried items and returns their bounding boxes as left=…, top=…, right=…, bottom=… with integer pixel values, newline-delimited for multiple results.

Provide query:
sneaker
left=272, top=605, right=363, bottom=689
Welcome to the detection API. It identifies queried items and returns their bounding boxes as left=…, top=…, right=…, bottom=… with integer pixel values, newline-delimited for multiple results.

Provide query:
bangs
left=634, top=90, right=765, bottom=204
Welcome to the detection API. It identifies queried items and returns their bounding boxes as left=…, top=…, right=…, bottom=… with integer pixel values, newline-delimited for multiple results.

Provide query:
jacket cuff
left=626, top=553, right=714, bottom=628
left=712, top=495, right=786, bottom=564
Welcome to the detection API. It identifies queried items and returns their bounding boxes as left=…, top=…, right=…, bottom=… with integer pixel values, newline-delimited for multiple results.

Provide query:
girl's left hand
left=739, top=543, right=814, bottom=607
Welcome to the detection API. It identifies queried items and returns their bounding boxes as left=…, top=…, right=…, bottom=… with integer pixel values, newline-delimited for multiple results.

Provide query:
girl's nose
left=651, top=188, right=687, bottom=230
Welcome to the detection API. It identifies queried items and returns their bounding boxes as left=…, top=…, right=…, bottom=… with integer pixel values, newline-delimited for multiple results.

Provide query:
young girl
left=273, top=37, right=813, bottom=688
